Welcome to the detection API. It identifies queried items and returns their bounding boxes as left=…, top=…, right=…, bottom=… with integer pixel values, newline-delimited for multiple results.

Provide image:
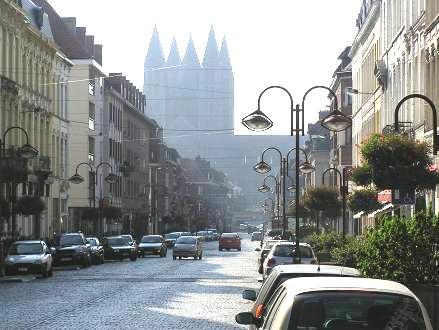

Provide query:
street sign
left=392, top=189, right=415, bottom=205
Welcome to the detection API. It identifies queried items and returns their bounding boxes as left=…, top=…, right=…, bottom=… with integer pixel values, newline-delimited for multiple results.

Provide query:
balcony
left=382, top=122, right=415, bottom=140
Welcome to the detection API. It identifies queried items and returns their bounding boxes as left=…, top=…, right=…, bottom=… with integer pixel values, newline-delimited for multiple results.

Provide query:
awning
left=353, top=211, right=364, bottom=219
left=368, top=203, right=394, bottom=218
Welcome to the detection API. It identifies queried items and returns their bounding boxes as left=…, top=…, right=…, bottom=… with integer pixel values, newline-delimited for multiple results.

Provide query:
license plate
left=18, top=267, right=28, bottom=272
left=61, top=257, right=72, bottom=261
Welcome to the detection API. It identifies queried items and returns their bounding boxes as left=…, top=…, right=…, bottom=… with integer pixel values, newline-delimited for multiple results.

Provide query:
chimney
left=85, top=35, right=95, bottom=58
left=94, top=44, right=102, bottom=66
left=75, top=27, right=86, bottom=47
left=61, top=17, right=76, bottom=34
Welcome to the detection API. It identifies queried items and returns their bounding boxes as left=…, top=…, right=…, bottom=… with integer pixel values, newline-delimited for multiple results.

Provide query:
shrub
left=16, top=196, right=46, bottom=216
left=348, top=189, right=381, bottom=213
left=306, top=231, right=345, bottom=258
left=351, top=165, right=373, bottom=186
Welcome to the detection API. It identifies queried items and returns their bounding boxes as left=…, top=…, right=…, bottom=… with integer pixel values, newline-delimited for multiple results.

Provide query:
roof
left=13, top=240, right=43, bottom=244
left=282, top=277, right=415, bottom=297
left=275, top=264, right=361, bottom=277
left=32, top=0, right=91, bottom=59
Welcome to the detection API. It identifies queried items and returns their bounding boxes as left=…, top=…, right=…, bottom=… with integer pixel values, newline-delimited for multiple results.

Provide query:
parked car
left=262, top=242, right=317, bottom=278
left=164, top=232, right=181, bottom=247
left=255, top=239, right=288, bottom=274
left=195, top=231, right=211, bottom=241
left=219, top=233, right=241, bottom=251
left=208, top=228, right=219, bottom=240
left=121, top=234, right=138, bottom=253
left=52, top=232, right=91, bottom=268
left=102, top=236, right=137, bottom=261
left=236, top=277, right=433, bottom=329
left=86, top=237, right=104, bottom=265
left=138, top=235, right=167, bottom=257
left=251, top=232, right=262, bottom=241
left=264, top=229, right=294, bottom=241
left=241, top=264, right=361, bottom=330
left=180, top=232, right=192, bottom=237
left=4, top=240, right=54, bottom=277
left=173, top=236, right=202, bottom=260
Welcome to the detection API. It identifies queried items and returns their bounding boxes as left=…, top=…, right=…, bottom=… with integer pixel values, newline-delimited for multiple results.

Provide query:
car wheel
left=179, top=256, right=182, bottom=260
left=173, top=256, right=176, bottom=260
left=199, top=253, right=202, bottom=260
left=219, top=247, right=222, bottom=251
left=194, top=255, right=197, bottom=260
left=130, top=254, right=137, bottom=261
left=238, top=248, right=241, bottom=251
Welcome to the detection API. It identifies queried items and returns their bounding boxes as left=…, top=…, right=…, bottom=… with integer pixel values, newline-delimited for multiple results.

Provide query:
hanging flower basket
left=348, top=189, right=382, bottom=213
left=16, top=196, right=46, bottom=216
left=81, top=207, right=98, bottom=221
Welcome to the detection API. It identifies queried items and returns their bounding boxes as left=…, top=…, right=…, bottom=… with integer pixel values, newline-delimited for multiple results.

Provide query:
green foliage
left=304, top=186, right=341, bottom=213
left=355, top=213, right=439, bottom=284
left=351, top=165, right=373, bottom=186
left=298, top=225, right=319, bottom=239
left=306, top=231, right=345, bottom=257
left=359, top=134, right=439, bottom=190
left=331, top=236, right=363, bottom=268
left=286, top=202, right=310, bottom=218
left=16, top=196, right=46, bottom=216
left=348, top=189, right=381, bottom=213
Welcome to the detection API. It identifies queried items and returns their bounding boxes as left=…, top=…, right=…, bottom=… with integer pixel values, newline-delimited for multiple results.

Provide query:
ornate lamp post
left=69, top=162, right=118, bottom=237
left=242, top=85, right=351, bottom=262
left=322, top=167, right=349, bottom=237
left=0, top=126, right=39, bottom=239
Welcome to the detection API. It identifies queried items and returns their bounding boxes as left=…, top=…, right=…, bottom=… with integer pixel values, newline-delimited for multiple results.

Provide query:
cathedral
left=144, top=26, right=234, bottom=161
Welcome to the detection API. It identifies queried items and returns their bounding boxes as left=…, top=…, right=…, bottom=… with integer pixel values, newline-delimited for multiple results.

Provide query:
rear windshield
left=221, top=233, right=237, bottom=238
left=176, top=237, right=196, bottom=244
left=273, top=245, right=313, bottom=258
left=293, top=292, right=426, bottom=330
left=87, top=238, right=98, bottom=246
left=9, top=243, right=42, bottom=255
left=60, top=235, right=83, bottom=246
left=141, top=236, right=162, bottom=243
left=165, top=233, right=180, bottom=239
left=106, top=238, right=127, bottom=246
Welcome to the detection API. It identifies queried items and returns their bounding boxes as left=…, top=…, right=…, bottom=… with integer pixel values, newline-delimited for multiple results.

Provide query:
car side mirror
left=255, top=247, right=261, bottom=252
left=235, top=312, right=256, bottom=325
left=242, top=289, right=257, bottom=301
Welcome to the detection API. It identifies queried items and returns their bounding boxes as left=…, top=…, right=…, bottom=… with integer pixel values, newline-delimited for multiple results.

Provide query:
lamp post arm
left=286, top=147, right=311, bottom=175
left=261, top=147, right=283, bottom=163
left=322, top=167, right=342, bottom=187
left=74, top=162, right=94, bottom=174
left=394, top=93, right=438, bottom=154
left=301, top=86, right=338, bottom=137
left=95, top=161, right=114, bottom=173
left=2, top=126, right=30, bottom=145
left=257, top=86, right=294, bottom=110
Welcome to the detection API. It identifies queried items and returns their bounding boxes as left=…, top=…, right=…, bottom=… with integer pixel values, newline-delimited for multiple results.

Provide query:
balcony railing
left=382, top=121, right=415, bottom=140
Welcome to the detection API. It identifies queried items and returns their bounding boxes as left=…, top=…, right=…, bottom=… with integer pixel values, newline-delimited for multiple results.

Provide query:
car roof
left=282, top=277, right=415, bottom=297
left=177, top=235, right=197, bottom=239
left=143, top=235, right=162, bottom=237
left=274, top=242, right=311, bottom=247
left=104, top=236, right=123, bottom=239
left=62, top=233, right=83, bottom=236
left=13, top=240, right=43, bottom=244
left=274, top=264, right=361, bottom=277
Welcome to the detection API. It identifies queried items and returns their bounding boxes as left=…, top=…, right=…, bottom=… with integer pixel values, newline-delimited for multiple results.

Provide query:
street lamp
left=394, top=94, right=438, bottom=154
left=253, top=160, right=272, bottom=174
left=322, top=167, right=349, bottom=238
left=69, top=161, right=118, bottom=236
left=243, top=85, right=351, bottom=263
left=0, top=126, right=39, bottom=239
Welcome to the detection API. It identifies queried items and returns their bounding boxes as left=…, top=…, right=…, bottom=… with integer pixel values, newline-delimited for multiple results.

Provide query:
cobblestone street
left=0, top=236, right=259, bottom=329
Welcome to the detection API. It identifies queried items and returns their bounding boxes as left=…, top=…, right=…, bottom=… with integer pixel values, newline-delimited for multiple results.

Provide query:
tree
left=348, top=188, right=381, bottom=213
left=354, top=134, right=439, bottom=190
left=304, top=187, right=341, bottom=230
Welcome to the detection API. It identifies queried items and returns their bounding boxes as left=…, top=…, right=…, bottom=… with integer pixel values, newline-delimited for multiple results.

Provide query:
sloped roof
left=202, top=26, right=219, bottom=68
left=32, top=0, right=91, bottom=59
left=145, top=26, right=165, bottom=68
left=167, top=37, right=181, bottom=66
left=182, top=35, right=201, bottom=68
left=218, top=37, right=231, bottom=68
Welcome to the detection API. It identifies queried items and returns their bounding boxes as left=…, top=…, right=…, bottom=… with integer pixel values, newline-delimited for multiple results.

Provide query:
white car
left=236, top=277, right=433, bottom=329
left=262, top=242, right=317, bottom=278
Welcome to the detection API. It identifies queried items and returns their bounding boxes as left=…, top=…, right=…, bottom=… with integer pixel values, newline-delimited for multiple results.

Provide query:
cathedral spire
left=182, top=34, right=200, bottom=68
left=218, top=36, right=231, bottom=68
left=202, top=26, right=219, bottom=68
left=145, top=26, right=165, bottom=68
left=167, top=37, right=181, bottom=66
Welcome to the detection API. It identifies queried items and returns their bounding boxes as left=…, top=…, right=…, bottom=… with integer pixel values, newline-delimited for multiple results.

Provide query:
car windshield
left=106, top=238, right=128, bottom=246
left=8, top=243, right=43, bottom=255
left=87, top=238, right=97, bottom=246
left=121, top=235, right=132, bottom=242
left=273, top=245, right=313, bottom=258
left=293, top=292, right=426, bottom=330
left=176, top=237, right=196, bottom=244
left=263, top=241, right=280, bottom=250
left=59, top=235, right=83, bottom=246
left=165, top=233, right=180, bottom=239
left=141, top=236, right=162, bottom=243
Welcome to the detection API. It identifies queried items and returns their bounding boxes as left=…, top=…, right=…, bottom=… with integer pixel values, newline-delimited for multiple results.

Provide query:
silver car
left=138, top=235, right=167, bottom=257
left=4, top=240, right=54, bottom=277
left=173, top=236, right=202, bottom=260
left=262, top=242, right=317, bottom=278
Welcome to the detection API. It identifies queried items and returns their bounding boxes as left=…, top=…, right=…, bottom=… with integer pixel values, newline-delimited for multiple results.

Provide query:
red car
left=219, top=233, right=241, bottom=251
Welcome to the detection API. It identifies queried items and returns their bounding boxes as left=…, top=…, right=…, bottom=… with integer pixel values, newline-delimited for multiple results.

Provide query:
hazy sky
left=49, top=0, right=362, bottom=135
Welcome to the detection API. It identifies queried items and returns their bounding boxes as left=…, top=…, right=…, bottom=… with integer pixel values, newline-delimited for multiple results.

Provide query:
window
left=89, top=102, right=95, bottom=131
left=88, top=136, right=95, bottom=163
left=261, top=287, right=286, bottom=329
